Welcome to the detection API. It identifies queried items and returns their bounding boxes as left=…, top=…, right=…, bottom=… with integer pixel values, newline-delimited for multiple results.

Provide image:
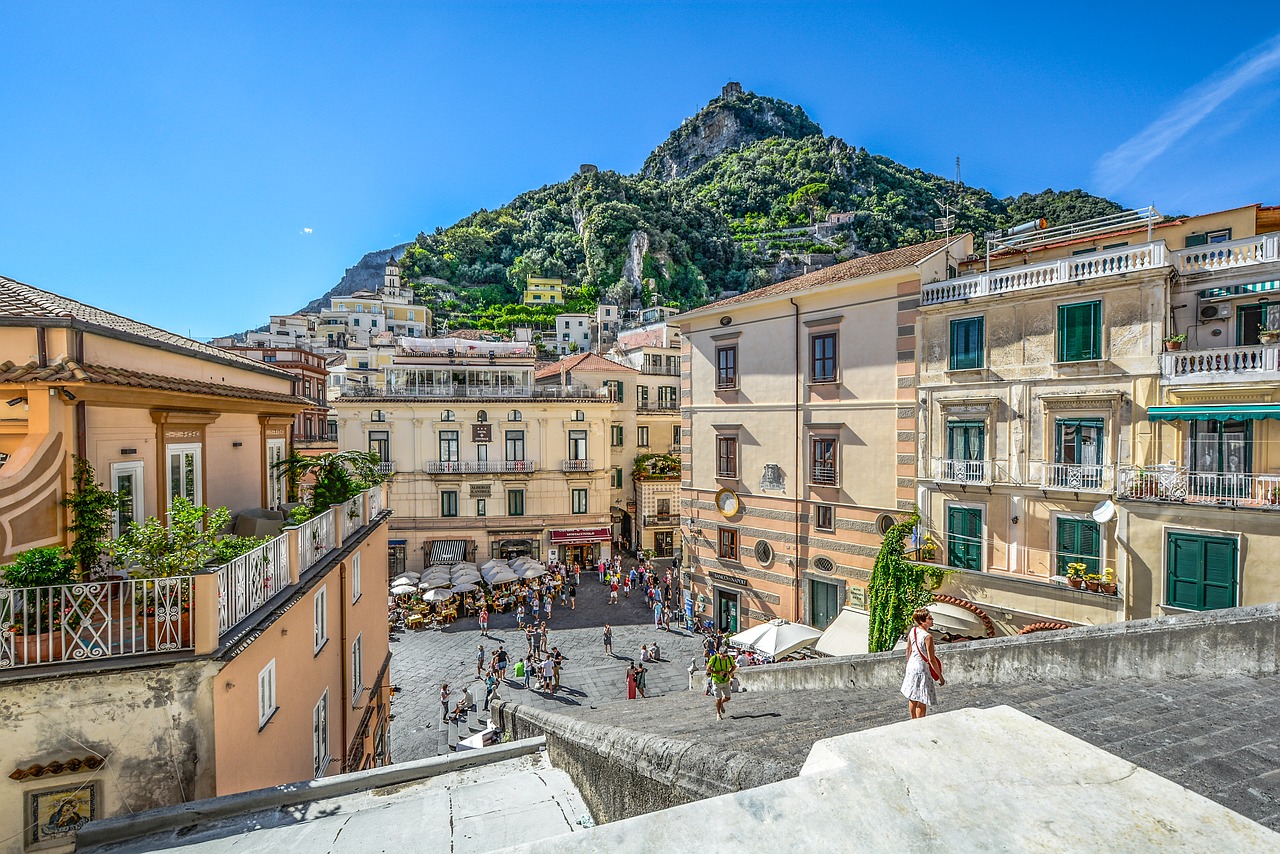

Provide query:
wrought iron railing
left=1119, top=466, right=1280, bottom=507
left=810, top=462, right=839, bottom=486
left=299, top=509, right=336, bottom=571
left=934, top=458, right=991, bottom=484
left=218, top=536, right=291, bottom=633
left=424, top=460, right=537, bottom=474
left=1042, top=463, right=1112, bottom=493
left=561, top=459, right=596, bottom=472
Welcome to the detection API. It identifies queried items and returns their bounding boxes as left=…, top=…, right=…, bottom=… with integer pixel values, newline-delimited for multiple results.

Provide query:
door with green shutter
left=1055, top=517, right=1101, bottom=576
left=946, top=506, right=983, bottom=570
left=1167, top=533, right=1237, bottom=611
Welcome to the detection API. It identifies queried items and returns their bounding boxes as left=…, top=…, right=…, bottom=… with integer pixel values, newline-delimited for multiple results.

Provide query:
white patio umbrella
left=452, top=569, right=482, bottom=582
left=419, top=577, right=452, bottom=590
left=729, top=619, right=824, bottom=659
left=488, top=570, right=519, bottom=585
left=421, top=588, right=455, bottom=603
left=399, top=571, right=421, bottom=580
left=390, top=583, right=417, bottom=596
left=451, top=582, right=479, bottom=594
left=453, top=562, right=477, bottom=571
left=427, top=565, right=456, bottom=574
left=519, top=565, right=547, bottom=579
left=393, top=575, right=418, bottom=586
left=481, top=559, right=508, bottom=571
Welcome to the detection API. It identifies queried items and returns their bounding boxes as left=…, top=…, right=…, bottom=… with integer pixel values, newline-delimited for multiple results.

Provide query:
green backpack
left=514, top=660, right=525, bottom=678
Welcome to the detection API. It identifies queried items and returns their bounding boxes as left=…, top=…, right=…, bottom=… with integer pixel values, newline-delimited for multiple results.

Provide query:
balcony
left=810, top=463, right=839, bottom=486
left=377, top=462, right=394, bottom=475
left=638, top=399, right=680, bottom=412
left=643, top=514, right=678, bottom=527
left=640, top=363, right=681, bottom=376
left=1160, top=344, right=1280, bottom=385
left=1171, top=232, right=1280, bottom=276
left=922, top=241, right=1168, bottom=306
left=1, top=486, right=387, bottom=670
left=424, top=460, right=537, bottom=474
left=1119, top=466, right=1280, bottom=509
left=338, top=383, right=612, bottom=401
left=1040, top=463, right=1112, bottom=493
left=933, top=458, right=991, bottom=485
left=561, top=459, right=597, bottom=472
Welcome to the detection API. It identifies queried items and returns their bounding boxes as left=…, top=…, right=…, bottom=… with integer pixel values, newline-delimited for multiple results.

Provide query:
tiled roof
left=534, top=352, right=639, bottom=379
left=0, top=276, right=284, bottom=375
left=689, top=237, right=957, bottom=313
left=0, top=359, right=309, bottom=406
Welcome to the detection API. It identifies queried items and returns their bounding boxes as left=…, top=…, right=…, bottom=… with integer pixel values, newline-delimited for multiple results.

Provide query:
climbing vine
left=866, top=510, right=952, bottom=653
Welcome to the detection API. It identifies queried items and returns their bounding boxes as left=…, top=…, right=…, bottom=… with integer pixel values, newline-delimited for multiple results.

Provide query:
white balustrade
left=342, top=496, right=362, bottom=538
left=217, top=534, right=292, bottom=633
left=0, top=576, right=194, bottom=669
left=368, top=484, right=383, bottom=517
left=922, top=242, right=1168, bottom=305
left=299, top=509, right=335, bottom=570
left=934, top=458, right=991, bottom=484
left=1161, top=344, right=1280, bottom=382
left=1171, top=233, right=1280, bottom=275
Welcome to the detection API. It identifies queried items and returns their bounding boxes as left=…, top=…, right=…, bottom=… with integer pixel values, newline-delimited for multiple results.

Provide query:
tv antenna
left=933, top=198, right=957, bottom=237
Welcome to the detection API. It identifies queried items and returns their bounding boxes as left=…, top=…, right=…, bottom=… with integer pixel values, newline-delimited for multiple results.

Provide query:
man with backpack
left=706, top=645, right=737, bottom=720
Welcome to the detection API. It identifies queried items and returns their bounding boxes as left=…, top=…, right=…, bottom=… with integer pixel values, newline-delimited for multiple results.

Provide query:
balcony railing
left=640, top=363, right=682, bottom=376
left=922, top=241, right=1168, bottom=306
left=338, top=383, right=612, bottom=401
left=1119, top=466, right=1280, bottom=508
left=0, top=576, right=195, bottom=668
left=424, top=460, right=537, bottom=474
left=933, top=458, right=991, bottom=485
left=1161, top=344, right=1280, bottom=384
left=377, top=462, right=394, bottom=475
left=643, top=514, right=678, bottom=527
left=1171, top=233, right=1280, bottom=276
left=638, top=399, right=680, bottom=412
left=562, top=459, right=597, bottom=472
left=1041, top=463, right=1112, bottom=493
left=810, top=463, right=839, bottom=486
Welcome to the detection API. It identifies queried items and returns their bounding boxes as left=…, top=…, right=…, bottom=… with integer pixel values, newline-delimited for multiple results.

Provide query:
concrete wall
left=493, top=702, right=791, bottom=824
left=736, top=603, right=1280, bottom=694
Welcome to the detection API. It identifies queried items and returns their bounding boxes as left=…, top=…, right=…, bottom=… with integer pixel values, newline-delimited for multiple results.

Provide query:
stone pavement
left=511, top=670, right=1280, bottom=832
left=389, top=566, right=710, bottom=762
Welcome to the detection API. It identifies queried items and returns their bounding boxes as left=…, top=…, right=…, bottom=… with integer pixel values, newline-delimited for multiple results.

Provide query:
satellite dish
left=1091, top=499, right=1116, bottom=524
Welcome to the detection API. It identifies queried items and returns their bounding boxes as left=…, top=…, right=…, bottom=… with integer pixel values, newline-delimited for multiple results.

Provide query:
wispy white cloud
left=300, top=227, right=313, bottom=235
left=1095, top=32, right=1280, bottom=194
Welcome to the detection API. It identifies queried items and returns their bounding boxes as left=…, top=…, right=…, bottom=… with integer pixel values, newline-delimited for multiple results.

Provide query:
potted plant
left=1101, top=567, right=1118, bottom=595
left=919, top=534, right=938, bottom=563
left=1066, top=563, right=1085, bottom=589
left=1269, top=487, right=1280, bottom=506
left=2, top=546, right=79, bottom=663
left=1163, top=333, right=1187, bottom=351
left=1260, top=328, right=1280, bottom=345
left=1084, top=572, right=1102, bottom=593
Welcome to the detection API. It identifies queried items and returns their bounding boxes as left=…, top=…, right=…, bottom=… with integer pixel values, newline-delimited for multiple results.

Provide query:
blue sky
left=2, top=2, right=1278, bottom=338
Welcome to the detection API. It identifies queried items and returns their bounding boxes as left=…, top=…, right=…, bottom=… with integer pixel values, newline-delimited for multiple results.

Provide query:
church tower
left=384, top=254, right=401, bottom=294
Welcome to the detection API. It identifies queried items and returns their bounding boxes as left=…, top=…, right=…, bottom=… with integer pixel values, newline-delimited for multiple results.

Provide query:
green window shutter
left=1058, top=301, right=1101, bottom=362
left=1184, top=233, right=1209, bottom=248
left=946, top=507, right=982, bottom=570
left=1056, top=518, right=1100, bottom=574
left=1167, top=534, right=1237, bottom=610
left=1201, top=537, right=1237, bottom=610
left=949, top=317, right=984, bottom=370
left=1055, top=518, right=1079, bottom=575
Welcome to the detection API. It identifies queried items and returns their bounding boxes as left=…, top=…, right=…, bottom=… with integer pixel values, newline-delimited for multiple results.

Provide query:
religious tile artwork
left=26, top=782, right=98, bottom=849
left=760, top=464, right=785, bottom=492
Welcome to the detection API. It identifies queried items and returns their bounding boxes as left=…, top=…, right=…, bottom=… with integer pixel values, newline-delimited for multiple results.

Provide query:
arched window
left=508, top=410, right=522, bottom=422
left=572, top=410, right=585, bottom=421
left=477, top=410, right=488, bottom=423
left=441, top=410, right=455, bottom=422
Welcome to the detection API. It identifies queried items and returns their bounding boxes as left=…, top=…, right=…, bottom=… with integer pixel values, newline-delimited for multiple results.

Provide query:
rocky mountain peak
left=639, top=84, right=823, bottom=182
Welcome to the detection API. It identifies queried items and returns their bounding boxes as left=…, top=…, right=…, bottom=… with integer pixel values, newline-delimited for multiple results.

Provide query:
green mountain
left=379, top=85, right=1122, bottom=327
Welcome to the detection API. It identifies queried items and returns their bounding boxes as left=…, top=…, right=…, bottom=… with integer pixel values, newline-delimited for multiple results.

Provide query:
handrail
left=218, top=535, right=291, bottom=633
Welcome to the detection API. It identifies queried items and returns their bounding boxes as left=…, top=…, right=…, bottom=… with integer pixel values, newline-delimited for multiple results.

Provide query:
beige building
left=675, top=237, right=968, bottom=633
left=916, top=204, right=1280, bottom=634
left=0, top=276, right=391, bottom=853
left=316, top=256, right=430, bottom=351
left=331, top=338, right=615, bottom=570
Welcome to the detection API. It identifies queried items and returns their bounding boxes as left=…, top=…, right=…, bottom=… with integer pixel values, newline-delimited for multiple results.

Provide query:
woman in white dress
left=901, top=607, right=945, bottom=719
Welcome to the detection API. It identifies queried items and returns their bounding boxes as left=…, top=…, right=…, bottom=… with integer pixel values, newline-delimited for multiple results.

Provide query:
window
left=477, top=410, right=488, bottom=422
left=441, top=490, right=459, bottom=517
left=1055, top=517, right=1100, bottom=576
left=313, top=690, right=330, bottom=778
left=1167, top=533, right=1238, bottom=610
left=755, top=540, right=773, bottom=565
left=1054, top=419, right=1104, bottom=488
left=637, top=385, right=649, bottom=407
left=506, top=430, right=525, bottom=461
left=165, top=443, right=201, bottom=508
left=569, top=430, right=588, bottom=460
left=351, top=551, right=362, bottom=603
left=658, top=386, right=678, bottom=407
left=442, top=410, right=455, bottom=421
left=716, top=346, right=738, bottom=389
left=266, top=438, right=286, bottom=509
left=637, top=426, right=650, bottom=447
left=439, top=430, right=459, bottom=462
left=1185, top=228, right=1232, bottom=247
left=508, top=489, right=525, bottom=516
left=1189, top=419, right=1252, bottom=497
left=718, top=528, right=738, bottom=560
left=809, top=579, right=841, bottom=631
left=371, top=409, right=385, bottom=422
left=949, top=316, right=985, bottom=371
left=476, top=443, right=488, bottom=463
left=612, top=467, right=624, bottom=489
left=672, top=425, right=682, bottom=447
left=368, top=431, right=389, bottom=469
left=810, top=437, right=837, bottom=485
left=572, top=410, right=585, bottom=421
left=110, top=460, right=144, bottom=538
left=508, top=410, right=522, bottom=422
left=716, top=436, right=738, bottom=478
left=572, top=488, right=588, bottom=514
left=946, top=506, right=983, bottom=571
left=258, top=659, right=277, bottom=728
left=810, top=332, right=837, bottom=382
left=815, top=504, right=834, bottom=531
left=314, top=585, right=328, bottom=652
left=1057, top=300, right=1102, bottom=362
left=604, top=380, right=623, bottom=402
left=351, top=634, right=364, bottom=699
left=476, top=498, right=486, bottom=517
left=656, top=498, right=671, bottom=516
left=611, top=425, right=624, bottom=446
left=945, top=421, right=985, bottom=482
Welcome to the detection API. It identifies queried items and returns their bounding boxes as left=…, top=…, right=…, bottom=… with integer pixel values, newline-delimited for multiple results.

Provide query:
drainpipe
left=339, top=558, right=350, bottom=772
left=791, top=298, right=802, bottom=622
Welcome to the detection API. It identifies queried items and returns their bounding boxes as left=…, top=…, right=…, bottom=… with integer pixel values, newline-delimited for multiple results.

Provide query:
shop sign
left=709, top=571, right=748, bottom=587
left=550, top=527, right=611, bottom=543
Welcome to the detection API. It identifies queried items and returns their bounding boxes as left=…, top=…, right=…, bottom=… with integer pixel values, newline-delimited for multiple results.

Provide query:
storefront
left=550, top=527, right=611, bottom=568
left=489, top=531, right=542, bottom=561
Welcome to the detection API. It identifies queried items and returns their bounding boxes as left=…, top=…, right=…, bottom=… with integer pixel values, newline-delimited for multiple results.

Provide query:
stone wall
left=493, top=702, right=791, bottom=824
left=737, top=604, right=1280, bottom=694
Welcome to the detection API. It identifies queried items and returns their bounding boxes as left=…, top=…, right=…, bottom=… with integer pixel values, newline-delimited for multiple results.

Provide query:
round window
left=754, top=540, right=773, bottom=566
left=813, top=556, right=835, bottom=573
left=876, top=513, right=897, bottom=536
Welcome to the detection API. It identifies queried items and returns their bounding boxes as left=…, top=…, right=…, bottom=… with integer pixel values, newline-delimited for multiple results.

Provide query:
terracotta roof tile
left=0, top=276, right=282, bottom=375
left=534, top=352, right=640, bottom=379
left=689, top=237, right=957, bottom=313
left=0, top=360, right=309, bottom=407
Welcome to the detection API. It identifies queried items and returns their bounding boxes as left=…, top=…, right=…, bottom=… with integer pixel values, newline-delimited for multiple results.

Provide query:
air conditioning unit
left=1200, top=303, right=1233, bottom=321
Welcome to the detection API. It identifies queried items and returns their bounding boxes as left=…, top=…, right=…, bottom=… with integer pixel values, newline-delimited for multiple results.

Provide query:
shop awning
left=814, top=608, right=870, bottom=657
left=1148, top=404, right=1280, bottom=422
left=428, top=540, right=468, bottom=563
left=1197, top=280, right=1280, bottom=300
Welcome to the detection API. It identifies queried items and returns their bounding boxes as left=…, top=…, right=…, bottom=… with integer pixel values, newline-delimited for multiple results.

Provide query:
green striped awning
left=1197, top=280, right=1280, bottom=300
left=1148, top=404, right=1280, bottom=422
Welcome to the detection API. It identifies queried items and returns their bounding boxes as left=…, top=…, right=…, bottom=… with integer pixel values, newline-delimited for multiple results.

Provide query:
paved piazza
left=388, top=563, right=710, bottom=762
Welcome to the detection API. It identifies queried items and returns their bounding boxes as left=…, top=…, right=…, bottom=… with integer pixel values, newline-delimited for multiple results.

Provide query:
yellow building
left=522, top=276, right=564, bottom=307
left=675, top=237, right=968, bottom=634
left=0, top=276, right=391, bottom=853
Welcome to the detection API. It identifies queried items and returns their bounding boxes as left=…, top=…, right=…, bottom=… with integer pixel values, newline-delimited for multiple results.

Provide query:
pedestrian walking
left=496, top=645, right=509, bottom=681
left=478, top=606, right=489, bottom=636
left=525, top=624, right=534, bottom=655
left=541, top=656, right=556, bottom=694
left=609, top=577, right=619, bottom=604
left=688, top=656, right=700, bottom=691
left=483, top=672, right=498, bottom=711
left=544, top=597, right=552, bottom=622
left=654, top=600, right=664, bottom=628
left=603, top=623, right=613, bottom=655
left=540, top=623, right=550, bottom=656
left=625, top=663, right=637, bottom=700
left=530, top=624, right=542, bottom=659
left=635, top=661, right=647, bottom=698
left=522, top=653, right=534, bottom=689
left=475, top=645, right=485, bottom=678
left=706, top=645, right=737, bottom=720
left=902, top=607, right=944, bottom=719
left=440, top=683, right=451, bottom=719
left=569, top=582, right=577, bottom=610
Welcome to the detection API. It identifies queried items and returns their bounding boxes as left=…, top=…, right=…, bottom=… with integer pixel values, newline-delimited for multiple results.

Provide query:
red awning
left=550, top=527, right=611, bottom=543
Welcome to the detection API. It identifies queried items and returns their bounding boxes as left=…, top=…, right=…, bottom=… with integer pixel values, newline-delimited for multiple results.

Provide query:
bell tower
left=384, top=255, right=401, bottom=294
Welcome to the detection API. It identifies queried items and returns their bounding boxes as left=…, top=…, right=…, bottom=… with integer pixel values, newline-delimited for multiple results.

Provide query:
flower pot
left=10, top=631, right=66, bottom=665
left=1067, top=577, right=1083, bottom=589
left=1260, top=331, right=1280, bottom=345
left=137, top=615, right=193, bottom=651
left=1100, top=583, right=1117, bottom=595
left=1164, top=340, right=1183, bottom=351
left=1085, top=580, right=1100, bottom=593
